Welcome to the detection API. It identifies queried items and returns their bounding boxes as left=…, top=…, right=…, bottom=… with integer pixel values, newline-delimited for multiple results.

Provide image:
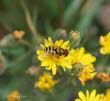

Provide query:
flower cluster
left=34, top=73, right=58, bottom=91
left=70, top=47, right=96, bottom=85
left=36, top=37, right=97, bottom=85
left=78, top=66, right=97, bottom=85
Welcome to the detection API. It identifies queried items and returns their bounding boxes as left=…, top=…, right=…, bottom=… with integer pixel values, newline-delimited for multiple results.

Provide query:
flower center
left=52, top=55, right=59, bottom=62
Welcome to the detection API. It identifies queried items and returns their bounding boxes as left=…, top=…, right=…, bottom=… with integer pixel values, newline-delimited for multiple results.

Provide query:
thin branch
left=57, top=0, right=63, bottom=28
left=20, top=0, right=42, bottom=43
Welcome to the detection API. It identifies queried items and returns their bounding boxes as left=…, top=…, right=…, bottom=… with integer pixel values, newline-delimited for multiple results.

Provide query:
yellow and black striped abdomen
left=44, top=46, right=69, bottom=57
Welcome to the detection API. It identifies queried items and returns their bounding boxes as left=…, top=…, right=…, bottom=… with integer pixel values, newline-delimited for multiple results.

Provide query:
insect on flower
left=44, top=46, right=69, bottom=57
left=36, top=37, right=73, bottom=75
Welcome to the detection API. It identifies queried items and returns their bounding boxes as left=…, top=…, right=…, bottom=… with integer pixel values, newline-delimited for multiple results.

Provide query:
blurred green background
left=0, top=0, right=110, bottom=101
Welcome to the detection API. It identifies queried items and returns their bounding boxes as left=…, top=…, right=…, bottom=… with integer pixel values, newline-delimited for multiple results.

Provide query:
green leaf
left=63, top=0, right=86, bottom=27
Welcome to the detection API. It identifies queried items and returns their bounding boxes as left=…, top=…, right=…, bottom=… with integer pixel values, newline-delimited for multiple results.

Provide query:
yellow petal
left=100, top=36, right=105, bottom=45
left=37, top=50, right=44, bottom=55
left=40, top=44, right=45, bottom=49
left=75, top=99, right=82, bottom=101
left=61, top=41, right=69, bottom=49
left=55, top=40, right=63, bottom=47
left=48, top=37, right=53, bottom=43
left=106, top=89, right=110, bottom=97
left=100, top=48, right=105, bottom=54
left=44, top=39, right=49, bottom=47
left=90, top=90, right=96, bottom=100
left=86, top=90, right=90, bottom=101
left=41, top=61, right=50, bottom=66
left=79, top=91, right=86, bottom=101
left=94, top=94, right=101, bottom=101
left=51, top=65, right=57, bottom=75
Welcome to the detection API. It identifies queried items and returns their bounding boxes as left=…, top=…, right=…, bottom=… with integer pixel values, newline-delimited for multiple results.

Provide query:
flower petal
left=55, top=40, right=63, bottom=47
left=79, top=91, right=86, bottom=101
left=86, top=90, right=89, bottom=101
left=75, top=99, right=82, bottom=101
left=51, top=65, right=57, bottom=75
left=94, top=94, right=101, bottom=101
left=90, top=90, right=96, bottom=100
left=61, top=41, right=69, bottom=49
left=40, top=44, right=45, bottom=49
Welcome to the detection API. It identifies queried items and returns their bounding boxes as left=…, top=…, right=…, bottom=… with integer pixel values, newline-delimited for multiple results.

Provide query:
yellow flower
left=34, top=73, right=58, bottom=91
left=99, top=32, right=110, bottom=54
left=101, top=89, right=110, bottom=101
left=36, top=37, right=73, bottom=75
left=75, top=90, right=102, bottom=101
left=70, top=47, right=96, bottom=85
left=71, top=47, right=96, bottom=67
left=7, top=91, right=20, bottom=101
left=78, top=66, right=97, bottom=86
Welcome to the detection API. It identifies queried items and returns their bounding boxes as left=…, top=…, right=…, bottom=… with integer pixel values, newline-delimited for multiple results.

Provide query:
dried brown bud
left=13, top=30, right=25, bottom=40
left=97, top=72, right=110, bottom=82
left=26, top=65, right=40, bottom=76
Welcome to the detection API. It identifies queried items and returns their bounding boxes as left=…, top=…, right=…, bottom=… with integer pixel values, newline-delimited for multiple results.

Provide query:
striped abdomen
left=44, top=46, right=68, bottom=57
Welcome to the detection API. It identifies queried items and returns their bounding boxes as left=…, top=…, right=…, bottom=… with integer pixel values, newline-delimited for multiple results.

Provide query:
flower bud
left=69, top=31, right=80, bottom=47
